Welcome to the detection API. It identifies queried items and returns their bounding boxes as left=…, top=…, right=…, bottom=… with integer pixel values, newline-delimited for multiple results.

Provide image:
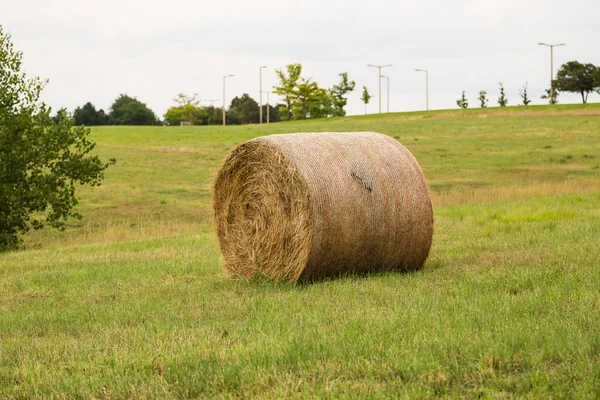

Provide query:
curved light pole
left=538, top=43, right=565, bottom=104
left=415, top=69, right=429, bottom=111
left=367, top=64, right=392, bottom=113
left=260, top=66, right=267, bottom=124
left=223, top=74, right=234, bottom=126
left=381, top=75, right=390, bottom=113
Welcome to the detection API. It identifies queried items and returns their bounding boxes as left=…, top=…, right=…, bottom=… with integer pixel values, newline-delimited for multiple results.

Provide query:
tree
left=541, top=87, right=559, bottom=104
left=519, top=83, right=531, bottom=106
left=0, top=26, right=115, bottom=250
left=73, top=102, right=110, bottom=126
left=109, top=94, right=159, bottom=125
left=456, top=91, right=468, bottom=109
left=330, top=72, right=356, bottom=117
left=498, top=83, right=508, bottom=107
left=273, top=64, right=302, bottom=121
left=291, top=78, right=327, bottom=120
left=478, top=91, right=488, bottom=108
left=361, top=86, right=372, bottom=115
left=228, top=94, right=260, bottom=125
left=206, top=106, right=222, bottom=125
left=554, top=61, right=598, bottom=104
left=164, top=93, right=206, bottom=126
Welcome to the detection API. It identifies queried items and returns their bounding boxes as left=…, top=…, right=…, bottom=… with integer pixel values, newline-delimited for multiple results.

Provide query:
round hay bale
left=213, top=132, right=433, bottom=282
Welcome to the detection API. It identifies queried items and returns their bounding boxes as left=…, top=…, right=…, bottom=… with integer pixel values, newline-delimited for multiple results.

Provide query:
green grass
left=1, top=104, right=600, bottom=398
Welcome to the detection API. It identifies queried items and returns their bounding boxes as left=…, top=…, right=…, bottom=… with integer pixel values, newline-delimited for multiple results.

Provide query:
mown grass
left=1, top=104, right=600, bottom=398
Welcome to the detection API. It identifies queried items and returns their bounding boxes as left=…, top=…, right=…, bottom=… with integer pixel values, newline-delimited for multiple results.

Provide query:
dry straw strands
left=213, top=132, right=434, bottom=282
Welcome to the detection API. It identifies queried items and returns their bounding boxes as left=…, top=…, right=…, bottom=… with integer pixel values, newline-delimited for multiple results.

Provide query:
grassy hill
left=1, top=104, right=600, bottom=397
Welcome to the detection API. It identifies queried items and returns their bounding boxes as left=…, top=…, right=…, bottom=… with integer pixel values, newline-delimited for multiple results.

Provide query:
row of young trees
left=456, top=61, right=600, bottom=109
left=456, top=83, right=527, bottom=109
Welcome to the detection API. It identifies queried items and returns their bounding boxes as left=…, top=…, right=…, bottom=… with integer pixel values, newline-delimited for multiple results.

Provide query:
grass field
left=1, top=104, right=600, bottom=398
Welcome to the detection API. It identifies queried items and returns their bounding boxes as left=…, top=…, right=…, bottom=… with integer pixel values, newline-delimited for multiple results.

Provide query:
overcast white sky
left=3, top=0, right=600, bottom=118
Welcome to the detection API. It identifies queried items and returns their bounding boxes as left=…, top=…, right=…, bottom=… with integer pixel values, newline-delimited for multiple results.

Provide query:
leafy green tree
left=206, top=106, right=223, bottom=125
left=73, top=102, right=110, bottom=126
left=164, top=93, right=207, bottom=126
left=228, top=94, right=260, bottom=125
left=273, top=64, right=302, bottom=121
left=310, top=92, right=334, bottom=119
left=292, top=79, right=327, bottom=120
left=554, top=61, right=598, bottom=104
left=265, top=103, right=283, bottom=123
left=478, top=91, right=488, bottom=108
left=109, top=94, right=159, bottom=125
left=456, top=91, right=468, bottom=109
left=361, top=86, right=372, bottom=115
left=519, top=83, right=531, bottom=106
left=0, top=26, right=115, bottom=250
left=498, top=83, right=508, bottom=107
left=330, top=72, right=356, bottom=117
left=541, top=87, right=559, bottom=104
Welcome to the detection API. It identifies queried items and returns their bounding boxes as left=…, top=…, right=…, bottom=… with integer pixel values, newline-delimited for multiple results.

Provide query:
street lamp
left=262, top=91, right=272, bottom=124
left=222, top=74, right=234, bottom=126
left=381, top=75, right=390, bottom=113
left=367, top=64, right=392, bottom=113
left=260, top=66, right=267, bottom=124
left=415, top=69, right=429, bottom=111
left=538, top=43, right=565, bottom=104
left=203, top=99, right=220, bottom=107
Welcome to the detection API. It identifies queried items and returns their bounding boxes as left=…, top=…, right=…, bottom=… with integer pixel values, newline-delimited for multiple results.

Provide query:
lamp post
left=222, top=74, right=233, bottom=126
left=415, top=69, right=429, bottom=111
left=381, top=75, right=390, bottom=113
left=203, top=99, right=220, bottom=107
left=259, top=66, right=267, bottom=124
left=263, top=91, right=272, bottom=123
left=367, top=64, right=392, bottom=113
left=538, top=43, right=565, bottom=104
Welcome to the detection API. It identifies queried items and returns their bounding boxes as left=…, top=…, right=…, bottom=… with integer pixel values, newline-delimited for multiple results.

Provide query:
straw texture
left=213, top=132, right=433, bottom=282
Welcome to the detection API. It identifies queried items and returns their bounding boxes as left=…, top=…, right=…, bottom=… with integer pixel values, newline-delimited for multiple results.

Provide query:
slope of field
left=1, top=104, right=600, bottom=397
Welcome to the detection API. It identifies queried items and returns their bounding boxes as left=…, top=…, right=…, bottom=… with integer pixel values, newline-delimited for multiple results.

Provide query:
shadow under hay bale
left=213, top=132, right=434, bottom=282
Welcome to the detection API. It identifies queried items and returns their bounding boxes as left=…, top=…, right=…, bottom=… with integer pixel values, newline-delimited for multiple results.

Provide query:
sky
left=3, top=0, right=600, bottom=118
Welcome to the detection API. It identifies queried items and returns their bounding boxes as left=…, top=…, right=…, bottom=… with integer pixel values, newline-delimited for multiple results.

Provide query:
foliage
left=456, top=91, right=468, bottom=109
left=273, top=64, right=302, bottom=121
left=519, top=83, right=531, bottom=106
left=164, top=94, right=207, bottom=126
left=541, top=88, right=559, bottom=104
left=361, top=86, right=372, bottom=114
left=498, top=83, right=508, bottom=107
left=291, top=79, right=328, bottom=120
left=206, top=106, right=223, bottom=125
left=330, top=72, right=356, bottom=117
left=228, top=94, right=259, bottom=125
left=261, top=103, right=283, bottom=123
left=554, top=61, right=598, bottom=104
left=73, top=102, right=110, bottom=126
left=478, top=91, right=488, bottom=108
left=0, top=26, right=115, bottom=250
left=109, top=94, right=160, bottom=125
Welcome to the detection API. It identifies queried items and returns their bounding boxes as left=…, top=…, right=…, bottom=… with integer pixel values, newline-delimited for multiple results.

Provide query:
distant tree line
left=71, top=63, right=361, bottom=127
left=456, top=61, right=600, bottom=109
left=163, top=93, right=284, bottom=126
left=73, top=94, right=160, bottom=126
